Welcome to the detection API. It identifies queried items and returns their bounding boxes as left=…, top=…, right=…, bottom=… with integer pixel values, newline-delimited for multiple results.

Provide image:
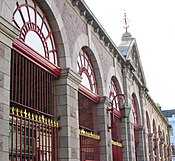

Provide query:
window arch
left=77, top=47, right=100, bottom=103
left=10, top=1, right=60, bottom=160
left=109, top=78, right=122, bottom=116
left=77, top=47, right=97, bottom=93
left=132, top=94, right=139, bottom=128
left=77, top=47, right=100, bottom=161
left=13, top=0, right=58, bottom=66
left=132, top=94, right=140, bottom=161
left=146, top=112, right=152, bottom=161
left=109, top=78, right=123, bottom=161
left=153, top=120, right=158, bottom=161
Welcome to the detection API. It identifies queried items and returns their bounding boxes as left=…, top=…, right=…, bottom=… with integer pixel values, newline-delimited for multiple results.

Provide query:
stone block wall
left=0, top=42, right=11, bottom=161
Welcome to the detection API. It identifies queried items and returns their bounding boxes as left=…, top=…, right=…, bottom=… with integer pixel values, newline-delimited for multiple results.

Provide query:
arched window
left=132, top=94, right=140, bottom=161
left=77, top=47, right=100, bottom=161
left=77, top=48, right=97, bottom=93
left=132, top=95, right=139, bottom=128
left=153, top=120, right=157, bottom=161
left=77, top=47, right=99, bottom=102
left=109, top=78, right=123, bottom=161
left=10, top=1, right=60, bottom=160
left=12, top=0, right=60, bottom=77
left=13, top=0, right=58, bottom=65
left=109, top=79, right=121, bottom=114
left=146, top=112, right=152, bottom=161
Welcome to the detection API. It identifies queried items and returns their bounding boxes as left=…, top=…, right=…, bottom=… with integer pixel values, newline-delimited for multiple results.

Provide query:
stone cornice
left=71, top=0, right=125, bottom=63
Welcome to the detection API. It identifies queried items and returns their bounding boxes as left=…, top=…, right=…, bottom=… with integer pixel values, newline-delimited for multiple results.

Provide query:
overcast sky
left=84, top=0, right=175, bottom=110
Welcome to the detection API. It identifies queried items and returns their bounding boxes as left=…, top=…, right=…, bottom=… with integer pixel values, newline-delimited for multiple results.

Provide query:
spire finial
left=122, top=11, right=129, bottom=33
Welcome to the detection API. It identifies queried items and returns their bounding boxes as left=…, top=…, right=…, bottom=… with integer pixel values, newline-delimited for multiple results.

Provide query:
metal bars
left=11, top=50, right=57, bottom=115
left=10, top=50, right=60, bottom=160
left=9, top=106, right=59, bottom=161
left=112, top=144, right=122, bottom=161
left=80, top=134, right=100, bottom=161
left=112, top=116, right=121, bottom=141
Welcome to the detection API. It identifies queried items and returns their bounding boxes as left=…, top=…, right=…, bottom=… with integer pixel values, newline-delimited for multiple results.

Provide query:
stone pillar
left=137, top=87, right=148, bottom=161
left=148, top=134, right=154, bottom=161
left=151, top=133, right=159, bottom=161
left=57, top=68, right=81, bottom=161
left=121, top=63, right=133, bottom=161
left=127, top=122, right=136, bottom=161
left=159, top=141, right=163, bottom=161
left=97, top=97, right=112, bottom=161
left=0, top=16, right=18, bottom=161
left=121, top=116, right=130, bottom=161
left=137, top=127, right=147, bottom=161
left=164, top=144, right=167, bottom=161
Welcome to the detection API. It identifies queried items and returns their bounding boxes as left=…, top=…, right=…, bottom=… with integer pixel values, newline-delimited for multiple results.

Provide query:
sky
left=84, top=0, right=175, bottom=110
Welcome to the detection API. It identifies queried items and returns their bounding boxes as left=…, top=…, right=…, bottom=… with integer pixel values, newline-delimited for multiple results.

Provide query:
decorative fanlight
left=12, top=0, right=58, bottom=66
left=132, top=96, right=139, bottom=128
left=77, top=48, right=98, bottom=94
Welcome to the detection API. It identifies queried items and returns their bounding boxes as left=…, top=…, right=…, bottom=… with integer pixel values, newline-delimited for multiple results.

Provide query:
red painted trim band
left=79, top=84, right=100, bottom=103
left=12, top=39, right=61, bottom=78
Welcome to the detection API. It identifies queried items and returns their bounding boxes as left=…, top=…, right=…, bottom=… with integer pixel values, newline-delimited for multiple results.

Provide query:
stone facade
left=0, top=0, right=172, bottom=161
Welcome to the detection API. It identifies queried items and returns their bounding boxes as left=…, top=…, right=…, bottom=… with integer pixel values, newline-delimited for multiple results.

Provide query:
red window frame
left=77, top=48, right=100, bottom=161
left=10, top=1, right=61, bottom=160
left=109, top=79, right=122, bottom=117
left=132, top=96, right=139, bottom=129
left=77, top=48, right=100, bottom=103
left=12, top=0, right=61, bottom=77
left=109, top=79, right=123, bottom=161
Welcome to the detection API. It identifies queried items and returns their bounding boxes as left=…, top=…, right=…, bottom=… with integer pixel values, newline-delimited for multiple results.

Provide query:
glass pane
left=37, top=14, right=42, bottom=28
left=29, top=7, right=35, bottom=22
left=25, top=31, right=45, bottom=57
left=49, top=52, right=54, bottom=64
left=21, top=6, right=29, bottom=22
left=81, top=73, right=91, bottom=90
left=14, top=11, right=23, bottom=28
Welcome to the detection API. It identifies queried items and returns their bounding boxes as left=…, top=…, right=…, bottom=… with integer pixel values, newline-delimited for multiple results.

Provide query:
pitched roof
left=118, top=32, right=147, bottom=86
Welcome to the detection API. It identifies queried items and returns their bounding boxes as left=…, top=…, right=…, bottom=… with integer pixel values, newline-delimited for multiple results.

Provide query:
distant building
left=162, top=110, right=175, bottom=118
left=162, top=110, right=175, bottom=158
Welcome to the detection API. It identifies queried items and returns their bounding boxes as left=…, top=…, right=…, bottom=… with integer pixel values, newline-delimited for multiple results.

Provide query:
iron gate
left=9, top=106, right=60, bottom=161
left=10, top=50, right=60, bottom=160
left=112, top=140, right=123, bottom=161
left=79, top=129, right=100, bottom=161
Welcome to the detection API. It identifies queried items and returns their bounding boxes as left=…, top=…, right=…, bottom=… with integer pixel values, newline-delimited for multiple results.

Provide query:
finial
left=122, top=11, right=130, bottom=33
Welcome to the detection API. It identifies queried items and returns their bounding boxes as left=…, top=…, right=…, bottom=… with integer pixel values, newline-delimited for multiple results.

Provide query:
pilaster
left=57, top=68, right=81, bottom=161
left=97, top=96, right=112, bottom=161
left=127, top=121, right=136, bottom=161
left=148, top=133, right=155, bottom=161
left=121, top=116, right=130, bottom=161
left=138, top=87, right=148, bottom=161
left=136, top=126, right=147, bottom=161
left=0, top=15, right=18, bottom=161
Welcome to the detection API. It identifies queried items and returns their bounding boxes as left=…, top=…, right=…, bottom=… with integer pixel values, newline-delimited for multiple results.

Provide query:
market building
left=0, top=0, right=171, bottom=161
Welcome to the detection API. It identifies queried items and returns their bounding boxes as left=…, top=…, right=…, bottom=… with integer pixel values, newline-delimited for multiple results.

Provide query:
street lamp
left=120, top=104, right=131, bottom=118
left=107, top=94, right=131, bottom=130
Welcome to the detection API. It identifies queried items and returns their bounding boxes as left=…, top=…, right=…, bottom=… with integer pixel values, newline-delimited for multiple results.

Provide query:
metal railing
left=79, top=128, right=100, bottom=161
left=9, top=106, right=60, bottom=161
